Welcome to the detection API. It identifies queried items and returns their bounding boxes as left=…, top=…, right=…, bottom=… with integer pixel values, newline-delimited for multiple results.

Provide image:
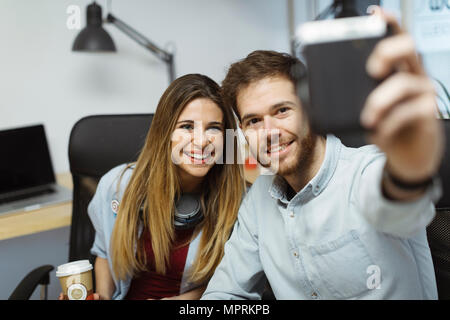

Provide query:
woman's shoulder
left=88, top=163, right=135, bottom=223
left=97, top=163, right=135, bottom=198
left=101, top=163, right=134, bottom=182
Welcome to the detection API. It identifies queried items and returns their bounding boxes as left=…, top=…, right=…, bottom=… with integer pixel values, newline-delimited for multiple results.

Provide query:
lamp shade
left=72, top=2, right=116, bottom=52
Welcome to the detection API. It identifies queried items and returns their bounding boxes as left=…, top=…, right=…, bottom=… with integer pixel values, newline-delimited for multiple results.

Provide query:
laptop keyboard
left=0, top=188, right=55, bottom=205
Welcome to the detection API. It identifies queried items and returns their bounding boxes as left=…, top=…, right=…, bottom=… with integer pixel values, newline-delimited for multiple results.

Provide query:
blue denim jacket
left=88, top=164, right=202, bottom=300
left=202, top=135, right=441, bottom=300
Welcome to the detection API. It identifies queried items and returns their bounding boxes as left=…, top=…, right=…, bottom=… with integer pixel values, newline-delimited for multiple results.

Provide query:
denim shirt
left=202, top=135, right=441, bottom=300
left=88, top=164, right=202, bottom=300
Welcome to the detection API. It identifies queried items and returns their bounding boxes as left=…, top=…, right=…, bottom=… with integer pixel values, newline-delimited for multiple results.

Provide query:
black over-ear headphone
left=139, top=193, right=203, bottom=230
left=174, top=193, right=203, bottom=230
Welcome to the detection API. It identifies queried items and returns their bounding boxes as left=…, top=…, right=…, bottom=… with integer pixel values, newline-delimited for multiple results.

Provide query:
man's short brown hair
left=221, top=50, right=306, bottom=121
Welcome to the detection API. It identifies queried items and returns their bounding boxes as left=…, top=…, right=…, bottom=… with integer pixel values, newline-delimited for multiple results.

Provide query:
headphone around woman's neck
left=138, top=193, right=203, bottom=230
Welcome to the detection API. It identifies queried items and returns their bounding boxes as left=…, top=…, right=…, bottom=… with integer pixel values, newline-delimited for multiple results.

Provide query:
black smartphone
left=296, top=16, right=390, bottom=136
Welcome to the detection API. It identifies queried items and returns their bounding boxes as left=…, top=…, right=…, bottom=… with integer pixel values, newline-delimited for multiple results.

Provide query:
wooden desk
left=0, top=173, right=73, bottom=241
left=0, top=167, right=259, bottom=241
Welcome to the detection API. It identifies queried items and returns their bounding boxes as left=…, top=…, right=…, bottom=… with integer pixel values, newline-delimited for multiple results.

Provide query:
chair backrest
left=427, top=119, right=450, bottom=299
left=427, top=208, right=450, bottom=299
left=67, top=114, right=153, bottom=264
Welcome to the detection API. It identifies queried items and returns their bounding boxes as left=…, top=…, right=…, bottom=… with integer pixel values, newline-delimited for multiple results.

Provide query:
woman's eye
left=207, top=126, right=222, bottom=132
left=180, top=124, right=193, bottom=130
left=278, top=107, right=288, bottom=114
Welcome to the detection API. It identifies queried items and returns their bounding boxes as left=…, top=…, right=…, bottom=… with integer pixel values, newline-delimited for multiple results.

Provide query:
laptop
left=0, top=124, right=72, bottom=216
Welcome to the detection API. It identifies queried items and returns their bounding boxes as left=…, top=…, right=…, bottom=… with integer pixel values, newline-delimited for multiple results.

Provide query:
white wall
left=0, top=0, right=290, bottom=174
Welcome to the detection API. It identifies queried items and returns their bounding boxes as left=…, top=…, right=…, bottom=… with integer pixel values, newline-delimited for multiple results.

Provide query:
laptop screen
left=0, top=124, right=56, bottom=195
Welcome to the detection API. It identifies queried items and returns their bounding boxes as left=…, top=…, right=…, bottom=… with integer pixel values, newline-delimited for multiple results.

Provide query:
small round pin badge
left=111, top=199, right=119, bottom=217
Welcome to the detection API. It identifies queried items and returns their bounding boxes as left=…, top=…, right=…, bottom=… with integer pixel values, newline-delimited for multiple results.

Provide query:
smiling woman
left=171, top=98, right=225, bottom=179
left=83, top=73, right=246, bottom=300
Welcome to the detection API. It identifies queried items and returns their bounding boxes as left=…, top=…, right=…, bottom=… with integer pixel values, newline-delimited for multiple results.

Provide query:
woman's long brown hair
left=110, top=74, right=245, bottom=285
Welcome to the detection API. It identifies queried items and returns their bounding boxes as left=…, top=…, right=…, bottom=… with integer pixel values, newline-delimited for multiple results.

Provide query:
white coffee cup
left=56, top=260, right=94, bottom=300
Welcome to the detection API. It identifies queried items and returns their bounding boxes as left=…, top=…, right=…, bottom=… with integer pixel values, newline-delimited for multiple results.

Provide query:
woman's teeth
left=185, top=152, right=213, bottom=160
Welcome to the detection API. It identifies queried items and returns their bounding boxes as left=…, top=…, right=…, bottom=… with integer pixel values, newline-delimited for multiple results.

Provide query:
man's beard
left=277, top=131, right=317, bottom=178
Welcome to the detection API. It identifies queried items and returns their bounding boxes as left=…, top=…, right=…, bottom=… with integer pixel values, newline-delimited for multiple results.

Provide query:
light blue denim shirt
left=88, top=164, right=202, bottom=300
left=202, top=135, right=441, bottom=300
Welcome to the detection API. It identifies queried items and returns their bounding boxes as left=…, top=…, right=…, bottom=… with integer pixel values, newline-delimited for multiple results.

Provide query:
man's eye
left=278, top=107, right=288, bottom=114
left=247, top=118, right=260, bottom=126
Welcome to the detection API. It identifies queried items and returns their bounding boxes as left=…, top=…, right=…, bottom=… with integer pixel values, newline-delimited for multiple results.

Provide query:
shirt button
left=293, top=252, right=298, bottom=257
left=289, top=211, right=294, bottom=217
left=311, top=292, right=318, bottom=299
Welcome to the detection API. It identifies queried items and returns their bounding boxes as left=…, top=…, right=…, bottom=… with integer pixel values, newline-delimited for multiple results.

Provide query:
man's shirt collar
left=269, top=135, right=341, bottom=205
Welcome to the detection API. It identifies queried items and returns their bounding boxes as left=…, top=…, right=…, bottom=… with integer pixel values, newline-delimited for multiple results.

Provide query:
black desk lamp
left=316, top=0, right=380, bottom=20
left=72, top=2, right=175, bottom=84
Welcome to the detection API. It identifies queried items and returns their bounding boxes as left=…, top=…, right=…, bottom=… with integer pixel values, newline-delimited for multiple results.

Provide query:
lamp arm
left=106, top=13, right=175, bottom=82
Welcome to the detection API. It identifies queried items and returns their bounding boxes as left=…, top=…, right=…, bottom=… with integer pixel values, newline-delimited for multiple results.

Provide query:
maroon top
left=125, top=227, right=195, bottom=300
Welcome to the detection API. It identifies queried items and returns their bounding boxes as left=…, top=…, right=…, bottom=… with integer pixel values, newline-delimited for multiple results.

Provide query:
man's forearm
left=358, top=158, right=437, bottom=238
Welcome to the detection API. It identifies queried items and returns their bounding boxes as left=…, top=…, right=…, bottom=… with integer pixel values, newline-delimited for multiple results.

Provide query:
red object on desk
left=245, top=156, right=258, bottom=170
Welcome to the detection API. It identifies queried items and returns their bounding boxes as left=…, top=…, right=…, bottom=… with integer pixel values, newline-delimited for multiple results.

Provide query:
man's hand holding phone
left=361, top=7, right=444, bottom=200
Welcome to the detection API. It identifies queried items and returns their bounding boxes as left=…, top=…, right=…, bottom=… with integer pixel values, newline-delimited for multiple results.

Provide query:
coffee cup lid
left=56, top=260, right=93, bottom=278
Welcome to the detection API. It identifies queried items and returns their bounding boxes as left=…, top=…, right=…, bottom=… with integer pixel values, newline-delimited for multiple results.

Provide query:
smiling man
left=237, top=75, right=324, bottom=193
left=201, top=10, right=444, bottom=300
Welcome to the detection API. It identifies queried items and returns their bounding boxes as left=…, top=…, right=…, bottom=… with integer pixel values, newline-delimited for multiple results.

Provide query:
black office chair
left=426, top=119, right=450, bottom=300
left=8, top=114, right=153, bottom=300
